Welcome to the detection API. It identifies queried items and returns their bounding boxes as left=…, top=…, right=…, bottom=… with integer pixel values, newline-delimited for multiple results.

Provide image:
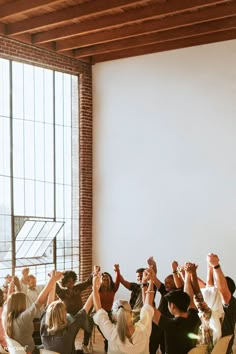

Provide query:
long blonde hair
left=6, top=292, right=26, bottom=338
left=112, top=300, right=132, bottom=343
left=45, top=300, right=67, bottom=334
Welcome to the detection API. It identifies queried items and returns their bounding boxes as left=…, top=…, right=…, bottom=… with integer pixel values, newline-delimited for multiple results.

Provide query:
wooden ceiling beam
left=56, top=2, right=236, bottom=51
left=6, top=0, right=146, bottom=35
left=0, top=0, right=62, bottom=20
left=92, top=28, right=236, bottom=63
left=33, top=0, right=230, bottom=44
left=73, top=16, right=236, bottom=57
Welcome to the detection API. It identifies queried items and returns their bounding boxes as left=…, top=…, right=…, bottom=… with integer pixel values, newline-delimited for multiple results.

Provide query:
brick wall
left=0, top=36, right=93, bottom=284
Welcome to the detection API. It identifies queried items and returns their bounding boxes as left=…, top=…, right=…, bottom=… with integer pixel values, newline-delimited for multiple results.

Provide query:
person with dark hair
left=207, top=253, right=236, bottom=354
left=152, top=263, right=201, bottom=354
left=119, top=266, right=146, bottom=323
left=149, top=259, right=179, bottom=354
left=56, top=270, right=93, bottom=353
left=96, top=265, right=120, bottom=352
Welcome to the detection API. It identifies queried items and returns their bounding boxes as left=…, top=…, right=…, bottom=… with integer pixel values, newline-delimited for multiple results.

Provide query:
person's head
left=0, top=289, right=3, bottom=307
left=100, top=272, right=114, bottom=290
left=112, top=300, right=133, bottom=343
left=136, top=268, right=145, bottom=284
left=45, top=300, right=67, bottom=334
left=6, top=292, right=26, bottom=337
left=164, top=274, right=176, bottom=292
left=165, top=290, right=190, bottom=315
left=225, top=276, right=235, bottom=295
left=61, top=271, right=77, bottom=289
left=28, top=275, right=37, bottom=290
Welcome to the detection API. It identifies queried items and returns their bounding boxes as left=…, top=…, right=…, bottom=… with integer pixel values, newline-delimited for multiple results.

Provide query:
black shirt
left=158, top=308, right=201, bottom=354
left=222, top=295, right=236, bottom=337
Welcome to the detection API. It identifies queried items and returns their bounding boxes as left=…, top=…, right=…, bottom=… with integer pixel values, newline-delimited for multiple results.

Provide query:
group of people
left=0, top=252, right=235, bottom=354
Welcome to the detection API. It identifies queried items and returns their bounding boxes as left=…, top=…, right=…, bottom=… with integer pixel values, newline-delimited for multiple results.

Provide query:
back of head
left=165, top=290, right=190, bottom=312
left=6, top=292, right=26, bottom=337
left=225, top=276, right=235, bottom=295
left=112, top=300, right=132, bottom=343
left=45, top=300, right=67, bottom=334
left=136, top=268, right=145, bottom=274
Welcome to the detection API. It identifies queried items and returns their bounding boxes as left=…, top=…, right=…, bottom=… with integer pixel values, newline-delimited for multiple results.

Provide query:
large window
left=0, top=58, right=79, bottom=284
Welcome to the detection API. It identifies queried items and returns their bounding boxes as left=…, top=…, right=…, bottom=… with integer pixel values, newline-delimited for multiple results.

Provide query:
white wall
left=92, top=39, right=236, bottom=300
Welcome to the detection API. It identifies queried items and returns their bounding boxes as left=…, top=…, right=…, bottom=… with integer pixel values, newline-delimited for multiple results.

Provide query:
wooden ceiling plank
left=33, top=0, right=231, bottom=44
left=7, top=0, right=146, bottom=35
left=92, top=28, right=236, bottom=63
left=8, top=0, right=229, bottom=37
left=73, top=16, right=236, bottom=57
left=55, top=2, right=236, bottom=51
left=0, top=0, right=62, bottom=20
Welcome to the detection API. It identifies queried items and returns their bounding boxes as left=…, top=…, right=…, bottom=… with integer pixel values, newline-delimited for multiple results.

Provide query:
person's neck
left=174, top=310, right=188, bottom=318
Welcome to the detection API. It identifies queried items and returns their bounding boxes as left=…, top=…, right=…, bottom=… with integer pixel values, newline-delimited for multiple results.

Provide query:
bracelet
left=146, top=290, right=155, bottom=294
left=172, top=270, right=178, bottom=274
left=214, top=264, right=220, bottom=269
left=141, top=283, right=148, bottom=288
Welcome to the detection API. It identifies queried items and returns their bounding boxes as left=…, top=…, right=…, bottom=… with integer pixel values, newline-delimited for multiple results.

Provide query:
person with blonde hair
left=3, top=272, right=62, bottom=354
left=92, top=268, right=154, bottom=354
left=40, top=279, right=93, bottom=354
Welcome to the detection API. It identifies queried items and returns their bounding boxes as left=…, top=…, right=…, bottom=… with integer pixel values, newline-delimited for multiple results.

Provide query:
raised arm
left=119, top=270, right=132, bottom=290
left=184, top=263, right=196, bottom=309
left=172, top=261, right=184, bottom=289
left=206, top=262, right=214, bottom=287
left=36, top=271, right=63, bottom=306
left=207, top=253, right=231, bottom=304
left=113, top=264, right=120, bottom=292
left=93, top=273, right=102, bottom=311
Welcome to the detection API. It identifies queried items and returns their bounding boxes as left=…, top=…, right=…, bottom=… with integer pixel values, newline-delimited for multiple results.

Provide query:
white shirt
left=93, top=304, right=154, bottom=354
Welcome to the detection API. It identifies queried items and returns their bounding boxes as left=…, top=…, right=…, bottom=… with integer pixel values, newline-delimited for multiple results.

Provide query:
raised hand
left=207, top=253, right=220, bottom=268
left=113, top=264, right=120, bottom=272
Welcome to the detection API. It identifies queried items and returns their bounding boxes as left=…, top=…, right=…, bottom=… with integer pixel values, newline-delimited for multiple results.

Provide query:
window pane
left=35, top=181, right=45, bottom=217
left=64, top=74, right=71, bottom=127
left=35, top=122, right=45, bottom=181
left=12, top=62, right=24, bottom=119
left=0, top=117, right=10, bottom=176
left=13, top=119, right=24, bottom=178
left=55, top=72, right=63, bottom=125
left=0, top=59, right=10, bottom=117
left=44, top=69, right=53, bottom=124
left=64, top=126, right=71, bottom=186
left=24, top=120, right=35, bottom=180
left=55, top=125, right=64, bottom=184
left=0, top=176, right=11, bottom=215
left=56, top=183, right=64, bottom=218
left=25, top=179, right=35, bottom=216
left=24, top=64, right=34, bottom=120
left=13, top=178, right=25, bottom=215
left=45, top=123, right=54, bottom=183
left=34, top=66, right=44, bottom=122
left=45, top=182, right=54, bottom=218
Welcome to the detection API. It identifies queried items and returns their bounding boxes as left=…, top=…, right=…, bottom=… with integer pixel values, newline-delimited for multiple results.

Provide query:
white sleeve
left=137, top=304, right=154, bottom=335
left=93, top=309, right=114, bottom=340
